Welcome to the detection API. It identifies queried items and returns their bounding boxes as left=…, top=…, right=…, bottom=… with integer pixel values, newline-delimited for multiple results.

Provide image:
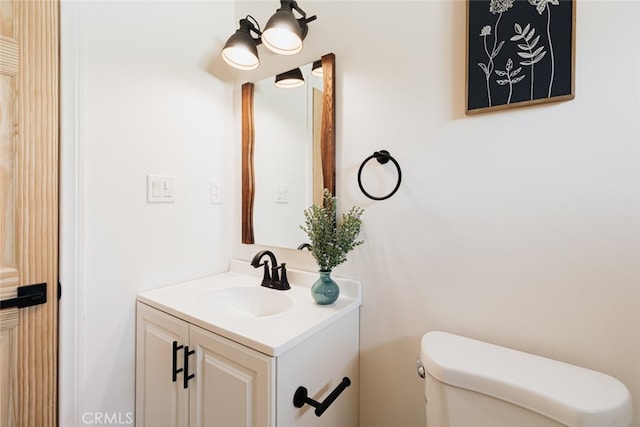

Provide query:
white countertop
left=137, top=260, right=362, bottom=356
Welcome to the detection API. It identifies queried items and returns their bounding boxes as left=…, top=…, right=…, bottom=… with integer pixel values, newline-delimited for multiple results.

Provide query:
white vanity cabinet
left=136, top=302, right=274, bottom=427
left=135, top=264, right=361, bottom=427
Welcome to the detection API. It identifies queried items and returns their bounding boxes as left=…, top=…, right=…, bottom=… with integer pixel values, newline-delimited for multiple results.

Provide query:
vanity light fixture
left=220, top=2, right=316, bottom=70
left=274, top=67, right=305, bottom=88
left=311, top=60, right=323, bottom=77
left=221, top=16, right=262, bottom=70
left=262, top=0, right=317, bottom=56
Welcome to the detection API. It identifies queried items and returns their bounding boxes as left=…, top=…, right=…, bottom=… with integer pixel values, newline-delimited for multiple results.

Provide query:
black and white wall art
left=466, top=0, right=575, bottom=114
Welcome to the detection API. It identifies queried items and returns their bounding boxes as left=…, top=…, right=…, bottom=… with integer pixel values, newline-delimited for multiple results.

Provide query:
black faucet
left=250, top=250, right=290, bottom=291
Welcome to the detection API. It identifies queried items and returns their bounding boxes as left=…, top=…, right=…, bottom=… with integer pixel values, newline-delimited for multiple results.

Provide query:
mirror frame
left=242, top=53, right=335, bottom=244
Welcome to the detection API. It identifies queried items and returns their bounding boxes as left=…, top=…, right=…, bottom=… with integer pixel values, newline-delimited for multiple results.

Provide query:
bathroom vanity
left=135, top=260, right=361, bottom=427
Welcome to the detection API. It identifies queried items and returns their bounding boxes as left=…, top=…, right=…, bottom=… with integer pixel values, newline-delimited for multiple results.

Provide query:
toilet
left=418, top=331, right=633, bottom=427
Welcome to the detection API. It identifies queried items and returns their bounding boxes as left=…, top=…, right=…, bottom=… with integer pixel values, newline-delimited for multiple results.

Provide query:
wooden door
left=189, top=325, right=274, bottom=427
left=0, top=0, right=59, bottom=426
left=135, top=303, right=190, bottom=427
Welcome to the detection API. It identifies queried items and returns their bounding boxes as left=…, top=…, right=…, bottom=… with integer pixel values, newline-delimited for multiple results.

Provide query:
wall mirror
left=242, top=53, right=335, bottom=249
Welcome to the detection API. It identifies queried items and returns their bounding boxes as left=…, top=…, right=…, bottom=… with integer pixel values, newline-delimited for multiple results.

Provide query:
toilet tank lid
left=420, top=331, right=633, bottom=427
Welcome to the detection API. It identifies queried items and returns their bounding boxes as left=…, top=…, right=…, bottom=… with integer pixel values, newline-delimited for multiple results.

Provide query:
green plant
left=300, top=189, right=364, bottom=271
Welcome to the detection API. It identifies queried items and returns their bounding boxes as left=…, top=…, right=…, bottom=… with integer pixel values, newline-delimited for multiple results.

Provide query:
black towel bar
left=293, top=377, right=351, bottom=417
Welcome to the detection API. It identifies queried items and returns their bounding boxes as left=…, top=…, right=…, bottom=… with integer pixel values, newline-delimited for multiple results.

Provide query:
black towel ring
left=357, top=150, right=402, bottom=201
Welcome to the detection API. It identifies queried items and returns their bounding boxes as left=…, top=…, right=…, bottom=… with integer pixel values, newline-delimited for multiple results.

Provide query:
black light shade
left=262, top=4, right=303, bottom=55
left=221, top=17, right=262, bottom=70
left=311, top=60, right=322, bottom=78
left=275, top=67, right=305, bottom=88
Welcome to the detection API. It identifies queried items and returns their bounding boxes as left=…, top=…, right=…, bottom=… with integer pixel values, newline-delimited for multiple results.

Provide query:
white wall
left=60, top=1, right=235, bottom=424
left=233, top=1, right=640, bottom=426
left=59, top=0, right=639, bottom=425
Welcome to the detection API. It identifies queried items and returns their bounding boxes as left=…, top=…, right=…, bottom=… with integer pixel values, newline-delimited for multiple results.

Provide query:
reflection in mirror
left=242, top=53, right=335, bottom=249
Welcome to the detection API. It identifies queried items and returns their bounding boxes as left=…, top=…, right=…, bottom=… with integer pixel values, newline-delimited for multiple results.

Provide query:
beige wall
left=234, top=1, right=640, bottom=426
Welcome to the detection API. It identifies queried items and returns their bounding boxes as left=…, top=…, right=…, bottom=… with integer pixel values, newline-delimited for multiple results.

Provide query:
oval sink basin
left=203, top=286, right=293, bottom=317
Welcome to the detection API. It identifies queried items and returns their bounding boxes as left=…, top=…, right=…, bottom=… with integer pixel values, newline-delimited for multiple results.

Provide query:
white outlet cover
left=210, top=181, right=223, bottom=204
left=275, top=184, right=288, bottom=204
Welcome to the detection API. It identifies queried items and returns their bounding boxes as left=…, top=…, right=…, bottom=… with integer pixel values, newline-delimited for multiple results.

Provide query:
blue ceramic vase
left=311, top=270, right=339, bottom=305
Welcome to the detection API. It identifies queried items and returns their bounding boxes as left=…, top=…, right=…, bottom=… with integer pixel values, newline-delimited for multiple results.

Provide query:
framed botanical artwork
left=466, top=0, right=575, bottom=114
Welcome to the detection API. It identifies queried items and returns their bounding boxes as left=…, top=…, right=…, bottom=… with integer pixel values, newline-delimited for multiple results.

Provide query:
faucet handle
left=277, top=263, right=290, bottom=290
left=259, top=262, right=271, bottom=287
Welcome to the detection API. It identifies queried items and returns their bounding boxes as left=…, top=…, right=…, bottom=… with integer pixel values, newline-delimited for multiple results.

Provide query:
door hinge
left=58, top=281, right=62, bottom=300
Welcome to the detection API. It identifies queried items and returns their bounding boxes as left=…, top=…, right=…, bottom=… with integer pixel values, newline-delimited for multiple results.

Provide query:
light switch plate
left=147, top=175, right=175, bottom=203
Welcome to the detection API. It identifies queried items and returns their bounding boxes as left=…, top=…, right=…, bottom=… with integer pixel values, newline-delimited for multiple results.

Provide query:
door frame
left=59, top=2, right=83, bottom=425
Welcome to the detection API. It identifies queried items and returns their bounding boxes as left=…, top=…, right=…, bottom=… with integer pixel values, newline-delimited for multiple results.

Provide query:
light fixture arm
left=281, top=0, right=305, bottom=18
left=278, top=1, right=317, bottom=40
left=240, top=15, right=263, bottom=45
left=298, top=14, right=317, bottom=26
left=281, top=1, right=317, bottom=26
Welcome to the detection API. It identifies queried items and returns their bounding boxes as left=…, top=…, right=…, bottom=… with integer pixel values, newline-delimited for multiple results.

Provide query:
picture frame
left=466, top=0, right=576, bottom=114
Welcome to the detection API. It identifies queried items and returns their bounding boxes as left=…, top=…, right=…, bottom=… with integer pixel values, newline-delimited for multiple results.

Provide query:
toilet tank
left=420, top=331, right=633, bottom=427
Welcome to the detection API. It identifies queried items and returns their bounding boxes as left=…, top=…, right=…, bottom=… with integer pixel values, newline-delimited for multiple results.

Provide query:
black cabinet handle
left=183, top=345, right=195, bottom=389
left=293, top=377, right=351, bottom=417
left=172, top=341, right=184, bottom=382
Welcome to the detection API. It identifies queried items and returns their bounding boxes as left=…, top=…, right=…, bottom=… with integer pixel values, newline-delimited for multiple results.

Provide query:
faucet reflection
left=250, top=250, right=290, bottom=291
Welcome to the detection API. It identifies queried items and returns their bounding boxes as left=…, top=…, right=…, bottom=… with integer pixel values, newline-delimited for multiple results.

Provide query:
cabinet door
left=136, top=302, right=190, bottom=427
left=189, top=325, right=275, bottom=427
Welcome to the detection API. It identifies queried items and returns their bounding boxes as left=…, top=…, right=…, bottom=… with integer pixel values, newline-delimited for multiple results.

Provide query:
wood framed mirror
left=242, top=53, right=335, bottom=248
